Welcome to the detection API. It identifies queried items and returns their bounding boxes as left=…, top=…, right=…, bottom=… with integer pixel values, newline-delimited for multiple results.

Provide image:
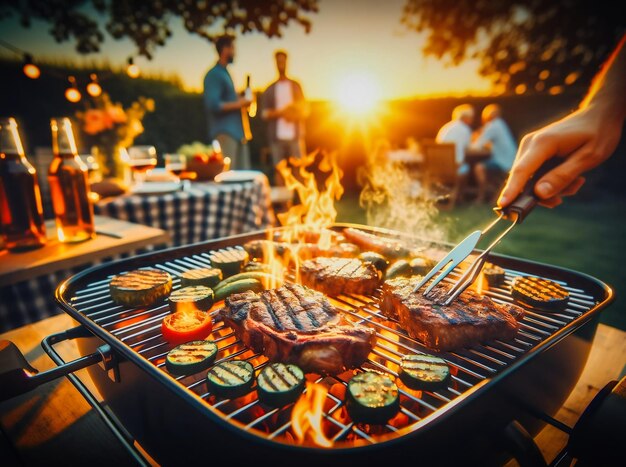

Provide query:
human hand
left=498, top=105, right=623, bottom=208
left=238, top=97, right=252, bottom=108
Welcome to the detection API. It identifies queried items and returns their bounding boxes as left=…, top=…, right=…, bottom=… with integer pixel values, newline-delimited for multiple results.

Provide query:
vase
left=92, top=144, right=129, bottom=183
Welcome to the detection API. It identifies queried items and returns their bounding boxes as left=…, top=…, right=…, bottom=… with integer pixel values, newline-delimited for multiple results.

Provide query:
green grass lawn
left=336, top=194, right=626, bottom=330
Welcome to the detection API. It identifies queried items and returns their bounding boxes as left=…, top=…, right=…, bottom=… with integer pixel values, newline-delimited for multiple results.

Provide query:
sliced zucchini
left=511, top=276, right=569, bottom=312
left=180, top=268, right=222, bottom=288
left=214, top=278, right=264, bottom=301
left=210, top=249, right=250, bottom=278
left=386, top=259, right=412, bottom=280
left=206, top=360, right=255, bottom=398
left=257, top=363, right=305, bottom=407
left=399, top=354, right=450, bottom=391
left=214, top=271, right=277, bottom=289
left=410, top=256, right=436, bottom=276
left=166, top=340, right=218, bottom=375
left=346, top=371, right=399, bottom=424
left=243, top=261, right=271, bottom=273
left=483, top=263, right=506, bottom=287
left=358, top=251, right=389, bottom=274
left=110, top=269, right=172, bottom=307
left=168, top=286, right=214, bottom=312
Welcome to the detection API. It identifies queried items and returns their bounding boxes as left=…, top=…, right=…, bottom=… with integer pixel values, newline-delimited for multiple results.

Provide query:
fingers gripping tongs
left=413, top=159, right=560, bottom=305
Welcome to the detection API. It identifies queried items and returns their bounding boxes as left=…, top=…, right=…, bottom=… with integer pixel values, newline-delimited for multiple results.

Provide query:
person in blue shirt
left=203, top=35, right=251, bottom=169
left=472, top=104, right=517, bottom=202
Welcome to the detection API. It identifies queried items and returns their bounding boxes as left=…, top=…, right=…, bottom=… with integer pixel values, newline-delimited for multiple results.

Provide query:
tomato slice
left=162, top=310, right=213, bottom=346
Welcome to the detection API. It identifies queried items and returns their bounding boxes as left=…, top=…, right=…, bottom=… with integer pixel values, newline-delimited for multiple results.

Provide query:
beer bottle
left=48, top=117, right=95, bottom=243
left=0, top=118, right=47, bottom=251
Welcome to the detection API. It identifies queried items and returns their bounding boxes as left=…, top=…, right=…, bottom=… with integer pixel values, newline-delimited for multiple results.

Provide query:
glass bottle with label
left=48, top=117, right=95, bottom=243
left=0, top=118, right=47, bottom=251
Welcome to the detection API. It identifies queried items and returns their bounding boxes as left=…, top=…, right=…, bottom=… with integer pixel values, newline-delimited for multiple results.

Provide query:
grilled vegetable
left=214, top=278, right=264, bottom=301
left=399, top=354, right=450, bottom=391
left=207, top=360, right=255, bottom=398
left=257, top=363, right=305, bottom=407
left=483, top=263, right=506, bottom=287
left=180, top=268, right=222, bottom=288
left=386, top=260, right=412, bottom=279
left=168, top=286, right=214, bottom=312
left=346, top=371, right=400, bottom=424
left=343, top=228, right=409, bottom=259
left=110, top=269, right=172, bottom=307
left=214, top=271, right=278, bottom=289
left=210, top=249, right=250, bottom=278
left=410, top=256, right=436, bottom=276
left=243, top=261, right=271, bottom=273
left=165, top=340, right=218, bottom=375
left=162, top=310, right=213, bottom=346
left=511, top=276, right=569, bottom=312
left=359, top=251, right=389, bottom=274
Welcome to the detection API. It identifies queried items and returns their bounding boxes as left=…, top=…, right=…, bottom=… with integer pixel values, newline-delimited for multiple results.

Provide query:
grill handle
left=0, top=325, right=112, bottom=401
left=495, top=158, right=562, bottom=223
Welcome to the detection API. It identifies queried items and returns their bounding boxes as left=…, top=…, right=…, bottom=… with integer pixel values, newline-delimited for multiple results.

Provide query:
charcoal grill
left=3, top=224, right=615, bottom=465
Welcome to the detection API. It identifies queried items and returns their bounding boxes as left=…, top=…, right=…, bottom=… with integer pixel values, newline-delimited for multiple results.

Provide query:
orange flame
left=291, top=383, right=334, bottom=448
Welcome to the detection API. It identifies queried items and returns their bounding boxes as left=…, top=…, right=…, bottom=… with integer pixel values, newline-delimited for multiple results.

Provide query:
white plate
left=214, top=170, right=262, bottom=184
left=130, top=181, right=182, bottom=195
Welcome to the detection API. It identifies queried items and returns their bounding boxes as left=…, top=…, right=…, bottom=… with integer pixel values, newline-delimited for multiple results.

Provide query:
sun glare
left=335, top=72, right=380, bottom=116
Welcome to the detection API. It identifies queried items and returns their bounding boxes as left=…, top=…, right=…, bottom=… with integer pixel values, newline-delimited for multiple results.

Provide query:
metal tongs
left=413, top=159, right=561, bottom=304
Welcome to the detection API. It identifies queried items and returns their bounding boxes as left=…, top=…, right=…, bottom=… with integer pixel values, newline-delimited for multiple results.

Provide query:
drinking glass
left=127, top=145, right=157, bottom=185
left=164, top=153, right=186, bottom=177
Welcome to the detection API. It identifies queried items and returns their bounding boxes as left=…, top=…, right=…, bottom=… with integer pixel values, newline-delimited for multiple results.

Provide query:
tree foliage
left=0, top=0, right=318, bottom=59
left=402, top=0, right=625, bottom=94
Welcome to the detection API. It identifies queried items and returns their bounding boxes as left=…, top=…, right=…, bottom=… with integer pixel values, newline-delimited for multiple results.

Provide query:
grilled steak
left=300, top=257, right=381, bottom=296
left=220, top=283, right=376, bottom=374
left=381, top=277, right=524, bottom=351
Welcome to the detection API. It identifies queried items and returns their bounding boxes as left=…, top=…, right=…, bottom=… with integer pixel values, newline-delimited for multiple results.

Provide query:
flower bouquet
left=75, top=93, right=155, bottom=178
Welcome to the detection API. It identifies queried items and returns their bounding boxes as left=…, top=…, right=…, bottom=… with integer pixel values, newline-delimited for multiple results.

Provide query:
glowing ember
left=291, top=383, right=334, bottom=448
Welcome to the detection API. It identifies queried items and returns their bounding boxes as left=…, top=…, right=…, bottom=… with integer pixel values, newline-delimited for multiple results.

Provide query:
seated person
left=472, top=104, right=517, bottom=202
left=436, top=104, right=474, bottom=175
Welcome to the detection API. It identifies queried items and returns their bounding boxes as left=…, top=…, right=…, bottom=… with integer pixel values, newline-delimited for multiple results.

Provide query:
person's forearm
left=581, top=34, right=626, bottom=121
left=221, top=101, right=243, bottom=112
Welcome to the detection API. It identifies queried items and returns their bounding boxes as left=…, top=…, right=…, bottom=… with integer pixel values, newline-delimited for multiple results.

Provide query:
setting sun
left=335, top=72, right=381, bottom=115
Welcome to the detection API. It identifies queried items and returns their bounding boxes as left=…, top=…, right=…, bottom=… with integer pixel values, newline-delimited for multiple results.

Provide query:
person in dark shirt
left=203, top=35, right=251, bottom=169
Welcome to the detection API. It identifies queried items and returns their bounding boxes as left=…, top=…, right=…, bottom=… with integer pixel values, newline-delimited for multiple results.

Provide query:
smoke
left=357, top=138, right=450, bottom=242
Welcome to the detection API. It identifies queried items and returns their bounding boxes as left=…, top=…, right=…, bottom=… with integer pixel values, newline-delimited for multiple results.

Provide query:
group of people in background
left=203, top=35, right=307, bottom=179
left=436, top=102, right=517, bottom=203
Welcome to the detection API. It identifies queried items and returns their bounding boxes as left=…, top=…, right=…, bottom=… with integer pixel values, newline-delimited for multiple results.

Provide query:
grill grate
left=67, top=242, right=599, bottom=447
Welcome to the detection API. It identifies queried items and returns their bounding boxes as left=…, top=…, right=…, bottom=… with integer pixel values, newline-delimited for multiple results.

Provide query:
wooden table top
left=0, top=314, right=624, bottom=465
left=0, top=216, right=169, bottom=287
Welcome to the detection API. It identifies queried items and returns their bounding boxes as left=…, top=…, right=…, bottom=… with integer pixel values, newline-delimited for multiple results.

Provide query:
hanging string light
left=22, top=53, right=41, bottom=79
left=86, top=73, right=102, bottom=97
left=65, top=76, right=82, bottom=103
left=126, top=57, right=140, bottom=78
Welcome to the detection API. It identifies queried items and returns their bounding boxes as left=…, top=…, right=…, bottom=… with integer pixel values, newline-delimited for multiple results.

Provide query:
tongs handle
left=495, top=158, right=562, bottom=223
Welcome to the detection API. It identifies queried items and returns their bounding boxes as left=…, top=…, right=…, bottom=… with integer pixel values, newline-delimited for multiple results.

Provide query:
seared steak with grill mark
left=381, top=277, right=524, bottom=351
left=300, top=257, right=381, bottom=297
left=220, top=283, right=376, bottom=374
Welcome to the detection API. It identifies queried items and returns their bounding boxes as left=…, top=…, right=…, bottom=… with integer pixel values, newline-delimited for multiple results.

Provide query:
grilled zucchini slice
left=386, top=259, right=412, bottom=279
left=110, top=269, right=172, bottom=307
left=206, top=360, right=255, bottom=398
left=399, top=354, right=450, bottom=391
left=257, top=363, right=305, bottom=407
left=180, top=268, right=222, bottom=288
left=358, top=251, right=389, bottom=274
left=165, top=340, right=218, bottom=375
left=483, top=263, right=506, bottom=287
left=210, top=249, right=250, bottom=278
left=410, top=256, right=436, bottom=276
left=168, top=286, right=214, bottom=312
left=214, top=278, right=264, bottom=301
left=511, top=276, right=569, bottom=312
left=346, top=372, right=399, bottom=424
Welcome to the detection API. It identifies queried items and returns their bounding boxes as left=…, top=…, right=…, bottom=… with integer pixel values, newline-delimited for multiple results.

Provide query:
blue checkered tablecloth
left=1, top=175, right=275, bottom=332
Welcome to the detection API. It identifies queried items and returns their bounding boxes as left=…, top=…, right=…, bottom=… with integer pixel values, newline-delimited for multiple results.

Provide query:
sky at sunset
left=0, top=0, right=493, bottom=100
